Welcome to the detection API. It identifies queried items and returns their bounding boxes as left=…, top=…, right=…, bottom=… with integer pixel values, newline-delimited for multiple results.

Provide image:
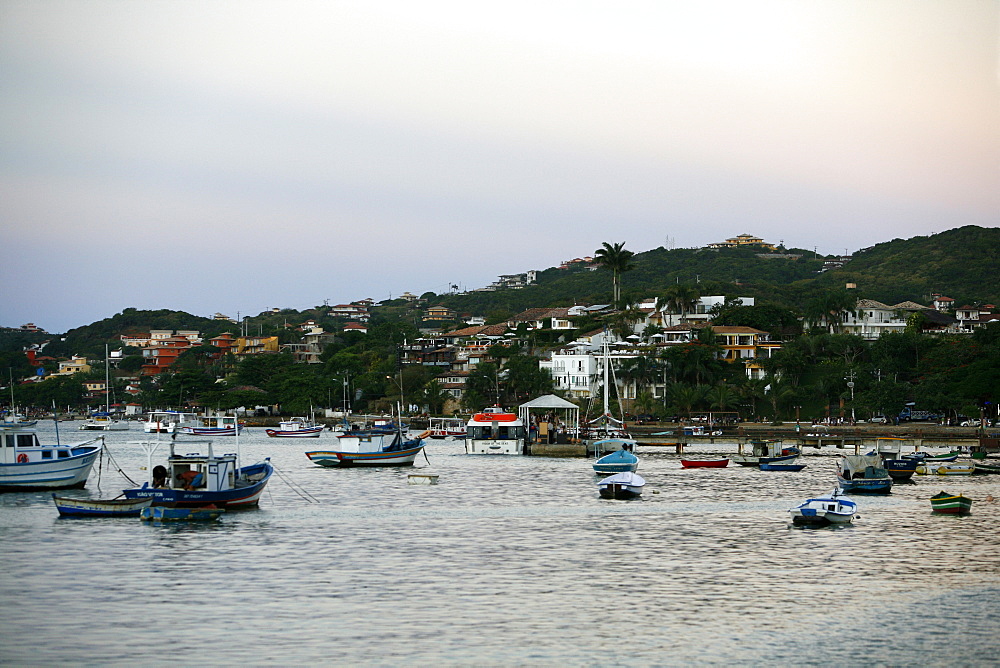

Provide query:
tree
left=593, top=241, right=636, bottom=306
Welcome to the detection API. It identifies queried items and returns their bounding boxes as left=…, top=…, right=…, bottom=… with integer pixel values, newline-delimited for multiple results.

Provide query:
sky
left=1, top=1, right=998, bottom=334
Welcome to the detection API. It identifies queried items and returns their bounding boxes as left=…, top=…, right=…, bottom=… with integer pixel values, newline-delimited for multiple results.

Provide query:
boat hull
left=916, top=463, right=975, bottom=476
left=837, top=475, right=893, bottom=495
left=884, top=458, right=918, bottom=480
left=593, top=449, right=639, bottom=474
left=0, top=446, right=101, bottom=491
left=179, top=427, right=241, bottom=436
left=760, top=463, right=806, bottom=472
left=53, top=494, right=152, bottom=517
left=598, top=484, right=643, bottom=500
left=732, top=453, right=798, bottom=467
left=305, top=443, right=425, bottom=467
left=930, top=492, right=972, bottom=515
left=680, top=459, right=729, bottom=468
left=265, top=427, right=323, bottom=438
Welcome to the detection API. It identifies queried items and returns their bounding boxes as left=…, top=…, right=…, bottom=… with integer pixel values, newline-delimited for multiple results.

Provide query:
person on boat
left=152, top=465, right=168, bottom=488
left=178, top=469, right=204, bottom=490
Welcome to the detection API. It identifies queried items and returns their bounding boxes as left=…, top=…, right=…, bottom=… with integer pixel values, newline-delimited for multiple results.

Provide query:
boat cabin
left=164, top=441, right=237, bottom=492
left=0, top=428, right=80, bottom=463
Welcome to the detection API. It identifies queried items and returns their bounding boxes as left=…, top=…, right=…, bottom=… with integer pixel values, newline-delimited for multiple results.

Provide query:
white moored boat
left=465, top=407, right=526, bottom=455
left=0, top=423, right=102, bottom=491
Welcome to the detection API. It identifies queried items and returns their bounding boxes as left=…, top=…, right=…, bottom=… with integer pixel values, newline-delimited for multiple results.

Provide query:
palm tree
left=593, top=241, right=636, bottom=306
left=658, top=284, right=701, bottom=325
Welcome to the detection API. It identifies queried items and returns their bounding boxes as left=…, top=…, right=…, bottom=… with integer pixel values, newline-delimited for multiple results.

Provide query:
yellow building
left=236, top=336, right=280, bottom=356
left=707, top=234, right=777, bottom=251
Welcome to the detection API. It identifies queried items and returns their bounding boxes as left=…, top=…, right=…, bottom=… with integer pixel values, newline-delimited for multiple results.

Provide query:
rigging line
left=270, top=463, right=320, bottom=503
left=100, top=442, right=141, bottom=486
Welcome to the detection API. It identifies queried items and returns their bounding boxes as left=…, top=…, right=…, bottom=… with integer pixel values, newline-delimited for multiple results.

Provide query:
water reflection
left=1, top=425, right=998, bottom=665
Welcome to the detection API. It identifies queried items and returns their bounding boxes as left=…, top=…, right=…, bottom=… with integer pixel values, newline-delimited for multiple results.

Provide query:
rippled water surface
left=2, top=425, right=999, bottom=666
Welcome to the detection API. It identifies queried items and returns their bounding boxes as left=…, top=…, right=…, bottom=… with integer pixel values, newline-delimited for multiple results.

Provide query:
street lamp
left=386, top=374, right=404, bottom=414
left=846, top=381, right=855, bottom=424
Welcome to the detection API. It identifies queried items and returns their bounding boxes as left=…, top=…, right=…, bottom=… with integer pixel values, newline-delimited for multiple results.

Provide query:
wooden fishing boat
left=732, top=439, right=796, bottom=467
left=680, top=458, right=730, bottom=468
left=593, top=448, right=639, bottom=474
left=52, top=494, right=152, bottom=517
left=789, top=489, right=857, bottom=526
left=265, top=417, right=323, bottom=438
left=929, top=491, right=972, bottom=515
left=306, top=430, right=430, bottom=467
left=597, top=472, right=645, bottom=500
left=122, top=440, right=273, bottom=509
left=140, top=505, right=225, bottom=521
left=178, top=414, right=243, bottom=436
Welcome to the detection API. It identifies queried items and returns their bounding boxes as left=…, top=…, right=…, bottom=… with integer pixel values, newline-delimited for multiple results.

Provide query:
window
left=58, top=450, right=70, bottom=458
left=42, top=450, right=52, bottom=459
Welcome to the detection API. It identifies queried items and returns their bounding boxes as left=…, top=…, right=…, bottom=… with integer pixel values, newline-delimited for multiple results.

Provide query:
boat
left=142, top=410, right=199, bottom=434
left=140, top=505, right=224, bottom=521
left=370, top=417, right=407, bottom=435
left=407, top=473, right=439, bottom=485
left=973, top=461, right=1000, bottom=475
left=732, top=439, right=797, bottom=467
left=265, top=417, right=324, bottom=438
left=680, top=458, right=730, bottom=468
left=760, top=460, right=807, bottom=472
left=122, top=439, right=273, bottom=509
left=681, top=425, right=723, bottom=437
left=597, top=471, right=645, bottom=499
left=789, top=489, right=858, bottom=526
left=178, top=414, right=244, bottom=436
left=305, top=430, right=430, bottom=467
left=916, top=462, right=975, bottom=476
left=871, top=439, right=919, bottom=481
left=923, top=451, right=962, bottom=462
left=427, top=417, right=467, bottom=439
left=1, top=411, right=37, bottom=427
left=593, top=447, right=639, bottom=474
left=0, top=423, right=103, bottom=491
left=929, top=491, right=973, bottom=515
left=465, top=407, right=526, bottom=455
left=79, top=348, right=129, bottom=431
left=52, top=494, right=152, bottom=517
left=78, top=411, right=129, bottom=431
left=837, top=454, right=893, bottom=494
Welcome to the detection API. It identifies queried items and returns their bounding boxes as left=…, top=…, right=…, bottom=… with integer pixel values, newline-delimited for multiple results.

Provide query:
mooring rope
left=269, top=463, right=320, bottom=503
left=101, top=442, right=141, bottom=486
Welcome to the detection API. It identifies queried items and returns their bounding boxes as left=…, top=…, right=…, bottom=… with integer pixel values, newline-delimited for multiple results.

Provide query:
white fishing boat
left=265, top=417, right=324, bottom=438
left=0, top=422, right=102, bottom=491
left=79, top=346, right=129, bottom=431
left=142, top=410, right=199, bottom=434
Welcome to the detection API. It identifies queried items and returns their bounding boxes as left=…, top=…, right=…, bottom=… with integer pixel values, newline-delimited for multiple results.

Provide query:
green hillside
left=431, top=225, right=1000, bottom=317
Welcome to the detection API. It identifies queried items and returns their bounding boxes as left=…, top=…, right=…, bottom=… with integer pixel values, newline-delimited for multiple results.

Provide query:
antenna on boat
left=52, top=400, right=61, bottom=446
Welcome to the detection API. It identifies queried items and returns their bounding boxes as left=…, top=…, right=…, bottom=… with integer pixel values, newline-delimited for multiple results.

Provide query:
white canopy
left=518, top=394, right=580, bottom=439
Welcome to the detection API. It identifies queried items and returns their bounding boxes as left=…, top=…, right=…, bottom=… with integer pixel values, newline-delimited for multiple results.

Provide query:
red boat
left=680, top=458, right=730, bottom=468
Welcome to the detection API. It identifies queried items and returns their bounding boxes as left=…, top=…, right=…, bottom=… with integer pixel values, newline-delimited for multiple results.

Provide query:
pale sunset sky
left=1, top=1, right=997, bottom=332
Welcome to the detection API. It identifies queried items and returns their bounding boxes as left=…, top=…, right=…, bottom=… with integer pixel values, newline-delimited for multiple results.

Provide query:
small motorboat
left=929, top=491, right=972, bottom=515
left=140, top=505, right=225, bottom=521
left=680, top=458, right=729, bottom=468
left=52, top=495, right=153, bottom=517
left=597, top=472, right=645, bottom=500
left=593, top=448, right=639, bottom=474
left=789, top=489, right=857, bottom=526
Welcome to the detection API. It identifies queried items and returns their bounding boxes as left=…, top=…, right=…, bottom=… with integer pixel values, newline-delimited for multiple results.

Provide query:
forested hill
left=433, top=225, right=1000, bottom=316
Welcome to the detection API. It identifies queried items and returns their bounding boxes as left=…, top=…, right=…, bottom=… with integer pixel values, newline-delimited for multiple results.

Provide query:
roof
left=711, top=326, right=769, bottom=334
left=445, top=324, right=508, bottom=338
left=856, top=299, right=893, bottom=310
left=892, top=301, right=932, bottom=310
left=519, top=394, right=579, bottom=410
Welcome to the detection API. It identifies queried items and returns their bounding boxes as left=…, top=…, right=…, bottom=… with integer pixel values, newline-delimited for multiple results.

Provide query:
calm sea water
left=2, top=423, right=999, bottom=666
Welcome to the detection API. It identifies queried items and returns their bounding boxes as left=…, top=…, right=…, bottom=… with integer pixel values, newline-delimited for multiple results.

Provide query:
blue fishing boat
left=837, top=454, right=893, bottom=494
left=593, top=446, right=639, bottom=474
left=122, top=439, right=272, bottom=509
left=0, top=423, right=102, bottom=491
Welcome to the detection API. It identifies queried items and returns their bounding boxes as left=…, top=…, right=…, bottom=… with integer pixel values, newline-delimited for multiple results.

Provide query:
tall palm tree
left=658, top=284, right=701, bottom=325
left=593, top=241, right=636, bottom=306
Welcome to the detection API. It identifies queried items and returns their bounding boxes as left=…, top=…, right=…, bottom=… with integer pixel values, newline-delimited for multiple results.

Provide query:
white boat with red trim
left=266, top=417, right=324, bottom=438
left=465, top=407, right=526, bottom=455
left=0, top=423, right=102, bottom=491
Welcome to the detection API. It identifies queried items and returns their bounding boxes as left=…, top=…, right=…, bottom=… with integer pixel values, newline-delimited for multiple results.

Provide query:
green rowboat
left=930, top=491, right=972, bottom=515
